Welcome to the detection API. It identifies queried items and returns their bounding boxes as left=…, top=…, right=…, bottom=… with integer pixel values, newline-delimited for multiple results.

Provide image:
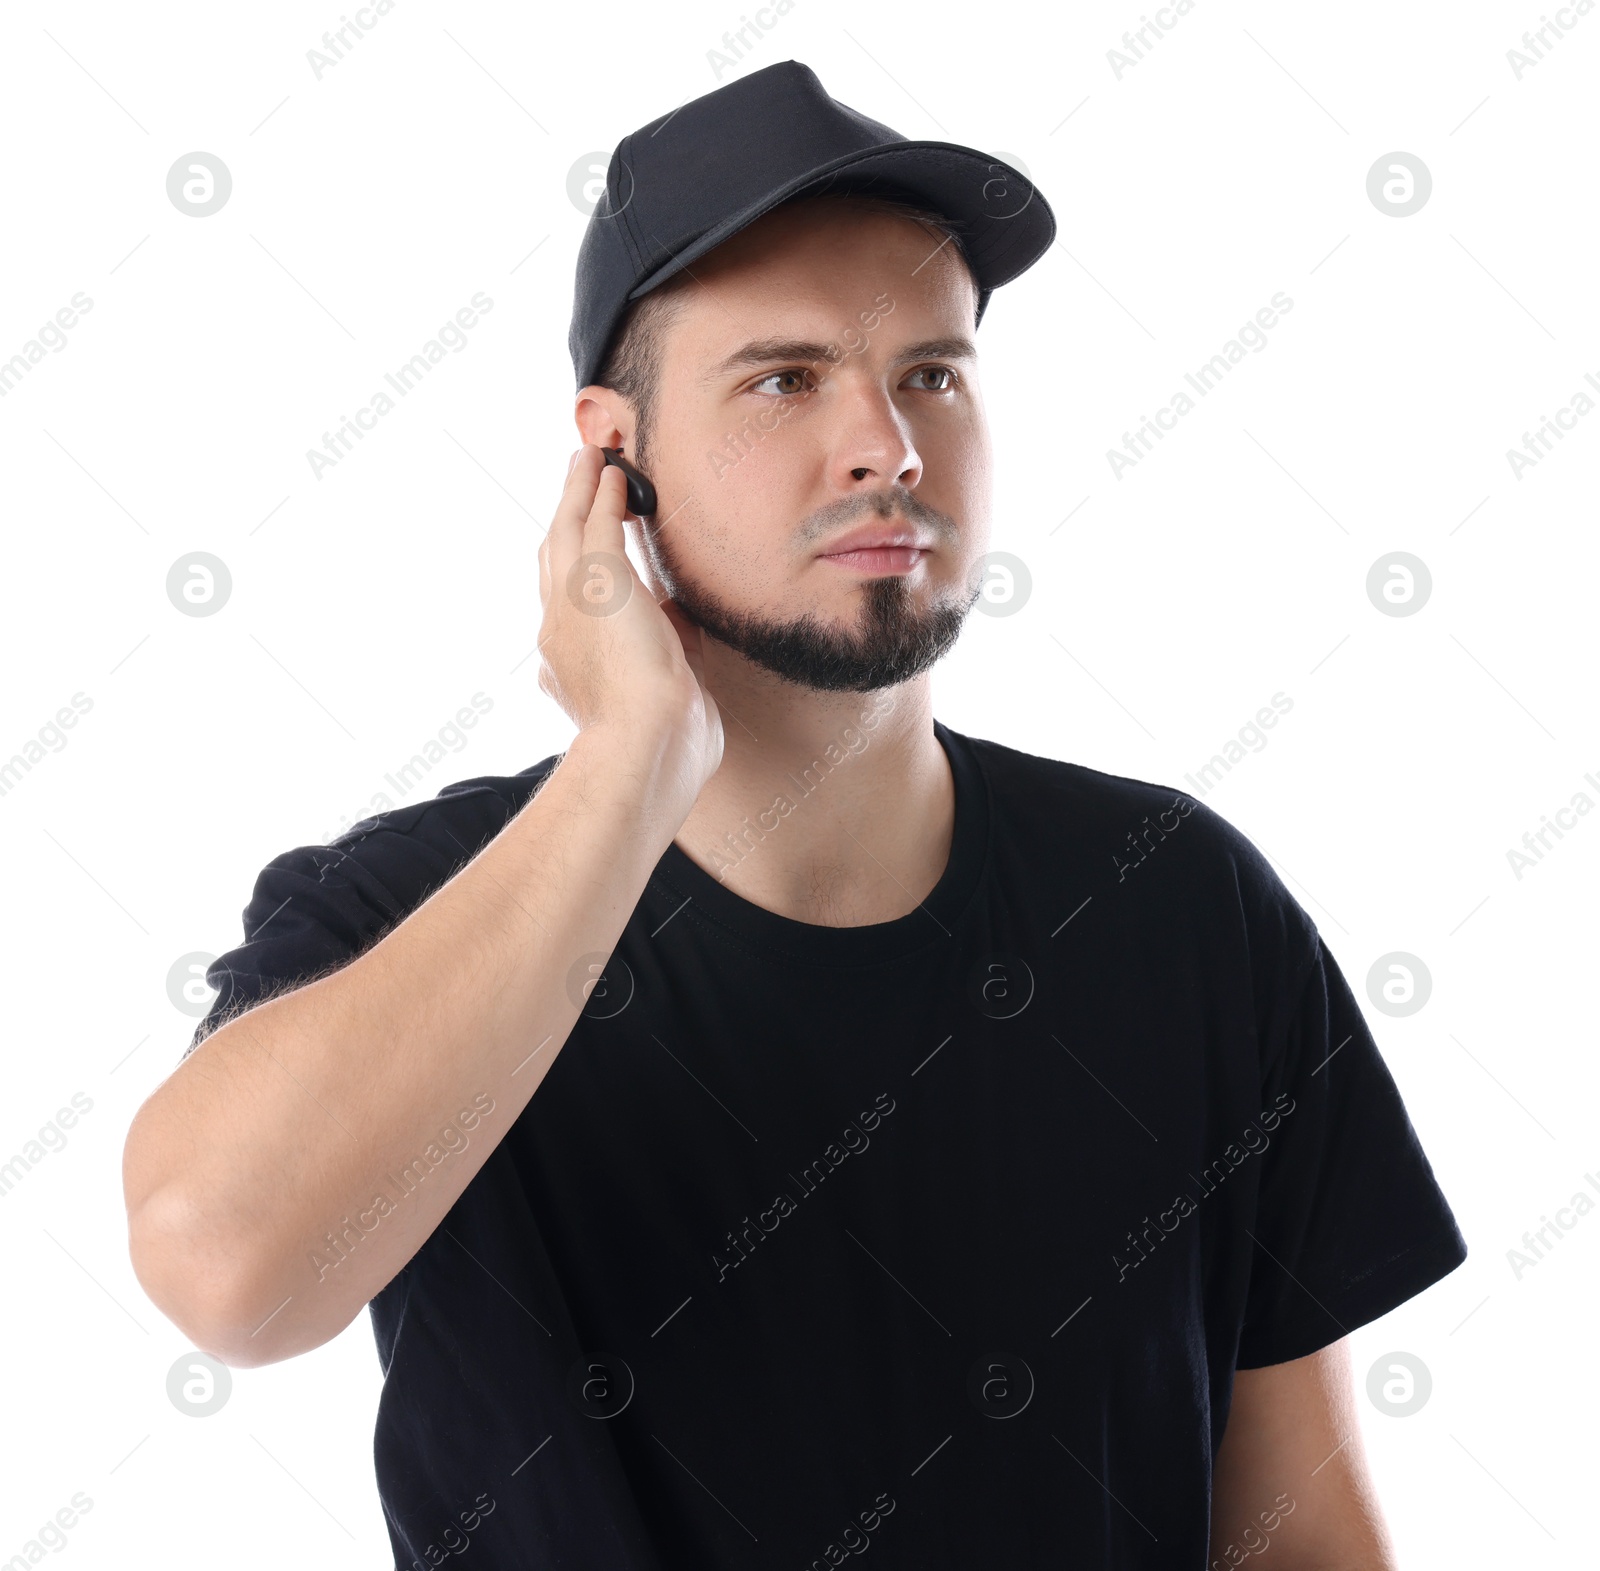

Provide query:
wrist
left=564, top=723, right=698, bottom=831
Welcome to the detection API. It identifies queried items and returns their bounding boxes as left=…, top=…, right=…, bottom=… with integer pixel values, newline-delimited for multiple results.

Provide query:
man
left=124, top=60, right=1467, bottom=1569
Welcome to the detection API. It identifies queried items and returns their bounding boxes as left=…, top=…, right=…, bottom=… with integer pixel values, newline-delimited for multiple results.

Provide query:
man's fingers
left=577, top=461, right=661, bottom=628
left=581, top=459, right=630, bottom=559
left=546, top=444, right=605, bottom=596
left=657, top=596, right=716, bottom=715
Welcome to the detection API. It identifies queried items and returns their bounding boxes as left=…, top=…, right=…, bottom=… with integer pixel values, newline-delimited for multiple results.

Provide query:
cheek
left=951, top=532, right=992, bottom=599
left=651, top=489, right=762, bottom=588
left=699, top=446, right=799, bottom=549
left=940, top=470, right=991, bottom=591
left=948, top=423, right=991, bottom=489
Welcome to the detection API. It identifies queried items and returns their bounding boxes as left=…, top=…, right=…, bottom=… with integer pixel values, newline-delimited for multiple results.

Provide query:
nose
left=833, top=383, right=923, bottom=495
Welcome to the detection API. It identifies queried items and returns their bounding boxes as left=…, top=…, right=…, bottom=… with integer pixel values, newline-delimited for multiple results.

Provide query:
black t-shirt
left=187, top=720, right=1467, bottom=1569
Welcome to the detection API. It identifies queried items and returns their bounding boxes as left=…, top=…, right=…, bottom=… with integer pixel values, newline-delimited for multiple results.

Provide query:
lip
left=818, top=546, right=930, bottom=576
left=817, top=524, right=934, bottom=557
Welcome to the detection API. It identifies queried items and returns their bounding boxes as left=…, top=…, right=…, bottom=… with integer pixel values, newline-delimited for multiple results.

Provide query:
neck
left=674, top=671, right=955, bottom=927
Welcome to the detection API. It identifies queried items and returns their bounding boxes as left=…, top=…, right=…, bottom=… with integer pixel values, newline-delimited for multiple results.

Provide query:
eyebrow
left=700, top=334, right=979, bottom=384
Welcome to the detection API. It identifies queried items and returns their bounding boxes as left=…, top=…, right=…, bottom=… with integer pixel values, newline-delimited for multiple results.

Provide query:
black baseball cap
left=569, top=59, right=1056, bottom=392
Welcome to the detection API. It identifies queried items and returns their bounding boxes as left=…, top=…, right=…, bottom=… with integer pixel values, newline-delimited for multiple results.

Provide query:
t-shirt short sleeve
left=183, top=840, right=408, bottom=1060
left=181, top=766, right=558, bottom=1062
left=1235, top=934, right=1468, bottom=1369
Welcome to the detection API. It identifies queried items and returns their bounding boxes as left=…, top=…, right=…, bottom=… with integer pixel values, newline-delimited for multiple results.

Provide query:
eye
left=748, top=368, right=816, bottom=397
left=905, top=365, right=959, bottom=392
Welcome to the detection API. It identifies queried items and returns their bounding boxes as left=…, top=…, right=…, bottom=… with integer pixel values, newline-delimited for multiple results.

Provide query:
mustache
left=796, top=485, right=958, bottom=548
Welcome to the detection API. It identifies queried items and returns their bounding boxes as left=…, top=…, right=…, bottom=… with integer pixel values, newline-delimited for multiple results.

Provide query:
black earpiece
left=601, top=446, right=657, bottom=519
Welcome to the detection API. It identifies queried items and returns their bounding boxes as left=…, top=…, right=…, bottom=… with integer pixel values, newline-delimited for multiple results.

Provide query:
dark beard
left=643, top=513, right=974, bottom=693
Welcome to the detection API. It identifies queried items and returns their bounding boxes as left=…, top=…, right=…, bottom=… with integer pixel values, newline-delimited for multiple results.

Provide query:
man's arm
left=1209, top=1338, right=1398, bottom=1570
left=121, top=447, right=723, bottom=1369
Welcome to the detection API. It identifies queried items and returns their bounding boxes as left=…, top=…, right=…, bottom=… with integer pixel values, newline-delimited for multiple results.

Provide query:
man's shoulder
left=186, top=753, right=568, bottom=1058
left=958, top=726, right=1227, bottom=838
left=249, top=752, right=568, bottom=920
left=328, top=752, right=565, bottom=860
left=954, top=726, right=1298, bottom=918
left=960, top=727, right=1188, bottom=811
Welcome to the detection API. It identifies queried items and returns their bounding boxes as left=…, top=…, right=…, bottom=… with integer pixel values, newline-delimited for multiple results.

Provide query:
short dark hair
left=592, top=192, right=972, bottom=470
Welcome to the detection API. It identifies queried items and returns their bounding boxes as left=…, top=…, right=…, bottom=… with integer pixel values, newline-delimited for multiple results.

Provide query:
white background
left=1, top=0, right=1595, bottom=1564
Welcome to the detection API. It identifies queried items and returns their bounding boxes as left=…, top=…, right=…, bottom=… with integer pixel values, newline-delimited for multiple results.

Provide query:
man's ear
left=574, top=386, right=634, bottom=452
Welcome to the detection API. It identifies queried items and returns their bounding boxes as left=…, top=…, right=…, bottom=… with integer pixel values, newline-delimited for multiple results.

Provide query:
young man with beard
left=124, top=60, right=1467, bottom=1570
